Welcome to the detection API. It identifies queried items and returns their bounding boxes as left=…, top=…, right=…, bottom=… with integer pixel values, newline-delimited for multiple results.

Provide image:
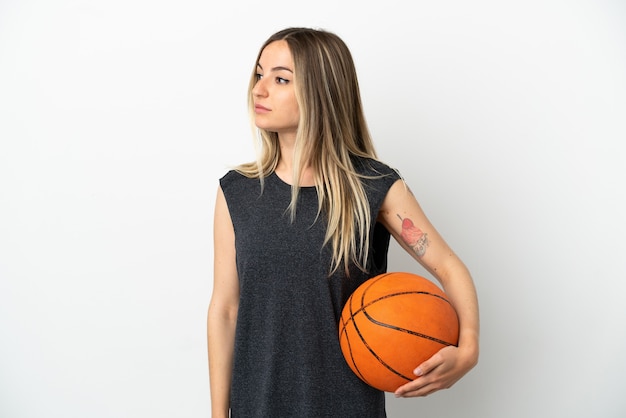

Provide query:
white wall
left=1, top=1, right=624, bottom=417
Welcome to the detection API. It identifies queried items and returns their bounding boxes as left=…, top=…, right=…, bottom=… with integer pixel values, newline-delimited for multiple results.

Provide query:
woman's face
left=252, top=40, right=300, bottom=139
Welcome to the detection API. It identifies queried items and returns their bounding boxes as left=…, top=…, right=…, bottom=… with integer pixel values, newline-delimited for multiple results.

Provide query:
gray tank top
left=220, top=157, right=401, bottom=417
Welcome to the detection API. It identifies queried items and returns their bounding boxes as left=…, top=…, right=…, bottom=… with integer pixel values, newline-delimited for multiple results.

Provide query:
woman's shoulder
left=219, top=169, right=240, bottom=188
left=219, top=169, right=242, bottom=183
left=219, top=169, right=259, bottom=190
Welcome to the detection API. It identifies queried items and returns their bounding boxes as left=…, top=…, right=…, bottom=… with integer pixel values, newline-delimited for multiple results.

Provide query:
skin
left=207, top=186, right=238, bottom=418
left=378, top=184, right=479, bottom=398
left=252, top=40, right=300, bottom=138
left=251, top=40, right=309, bottom=185
left=207, top=40, right=479, bottom=417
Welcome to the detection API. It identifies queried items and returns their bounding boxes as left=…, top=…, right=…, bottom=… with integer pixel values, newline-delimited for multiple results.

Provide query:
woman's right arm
left=207, top=185, right=239, bottom=418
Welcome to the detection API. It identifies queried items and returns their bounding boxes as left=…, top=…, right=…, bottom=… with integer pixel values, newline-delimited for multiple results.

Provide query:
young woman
left=207, top=27, right=479, bottom=417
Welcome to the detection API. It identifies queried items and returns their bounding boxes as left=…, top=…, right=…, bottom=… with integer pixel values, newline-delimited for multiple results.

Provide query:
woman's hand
left=393, top=342, right=478, bottom=398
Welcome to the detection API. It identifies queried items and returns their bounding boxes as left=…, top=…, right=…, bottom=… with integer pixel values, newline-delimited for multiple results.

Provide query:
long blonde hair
left=237, top=27, right=379, bottom=275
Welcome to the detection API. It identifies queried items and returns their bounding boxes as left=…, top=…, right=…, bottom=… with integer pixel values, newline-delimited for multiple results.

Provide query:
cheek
left=288, top=95, right=299, bottom=123
left=290, top=106, right=300, bottom=124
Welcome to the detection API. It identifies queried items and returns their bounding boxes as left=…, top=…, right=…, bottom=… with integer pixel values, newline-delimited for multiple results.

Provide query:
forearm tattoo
left=397, top=214, right=429, bottom=257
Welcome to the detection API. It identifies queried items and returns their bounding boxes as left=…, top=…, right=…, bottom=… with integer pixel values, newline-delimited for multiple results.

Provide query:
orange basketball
left=339, top=272, right=459, bottom=392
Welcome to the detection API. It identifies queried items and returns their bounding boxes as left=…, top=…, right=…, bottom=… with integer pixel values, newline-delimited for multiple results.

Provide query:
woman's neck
left=275, top=134, right=315, bottom=187
left=275, top=159, right=315, bottom=187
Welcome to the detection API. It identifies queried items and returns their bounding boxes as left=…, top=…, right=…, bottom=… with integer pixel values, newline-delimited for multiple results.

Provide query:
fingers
left=393, top=371, right=438, bottom=398
left=413, top=351, right=441, bottom=377
left=393, top=353, right=446, bottom=398
left=394, top=382, right=439, bottom=398
left=393, top=345, right=473, bottom=398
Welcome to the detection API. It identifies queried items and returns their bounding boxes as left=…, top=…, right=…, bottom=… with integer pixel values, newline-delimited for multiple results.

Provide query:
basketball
left=338, top=272, right=459, bottom=392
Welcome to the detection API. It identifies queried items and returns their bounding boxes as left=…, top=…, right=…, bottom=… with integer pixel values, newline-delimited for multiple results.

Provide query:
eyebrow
left=256, top=63, right=294, bottom=73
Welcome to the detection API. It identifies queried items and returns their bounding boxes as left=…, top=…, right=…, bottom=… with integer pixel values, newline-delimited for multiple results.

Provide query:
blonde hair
left=237, top=27, right=379, bottom=275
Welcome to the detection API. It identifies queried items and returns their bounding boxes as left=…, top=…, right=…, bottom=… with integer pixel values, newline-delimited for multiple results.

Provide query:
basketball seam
left=347, top=294, right=414, bottom=384
left=342, top=292, right=375, bottom=386
left=362, top=307, right=457, bottom=347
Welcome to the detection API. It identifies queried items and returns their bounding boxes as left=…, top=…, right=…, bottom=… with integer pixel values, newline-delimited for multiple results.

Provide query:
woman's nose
left=252, top=78, right=268, bottom=97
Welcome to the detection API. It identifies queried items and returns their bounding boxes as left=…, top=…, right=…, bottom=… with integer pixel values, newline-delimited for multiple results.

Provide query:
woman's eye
left=255, top=73, right=263, bottom=81
left=276, top=77, right=289, bottom=84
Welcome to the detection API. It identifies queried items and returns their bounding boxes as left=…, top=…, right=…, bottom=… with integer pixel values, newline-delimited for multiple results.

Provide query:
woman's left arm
left=377, top=179, right=480, bottom=398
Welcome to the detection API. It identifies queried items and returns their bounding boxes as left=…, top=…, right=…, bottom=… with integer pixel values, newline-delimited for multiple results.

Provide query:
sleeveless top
left=219, top=157, right=401, bottom=417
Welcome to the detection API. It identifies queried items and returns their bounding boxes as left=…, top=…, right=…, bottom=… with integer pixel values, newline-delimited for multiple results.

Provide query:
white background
left=1, top=0, right=625, bottom=417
